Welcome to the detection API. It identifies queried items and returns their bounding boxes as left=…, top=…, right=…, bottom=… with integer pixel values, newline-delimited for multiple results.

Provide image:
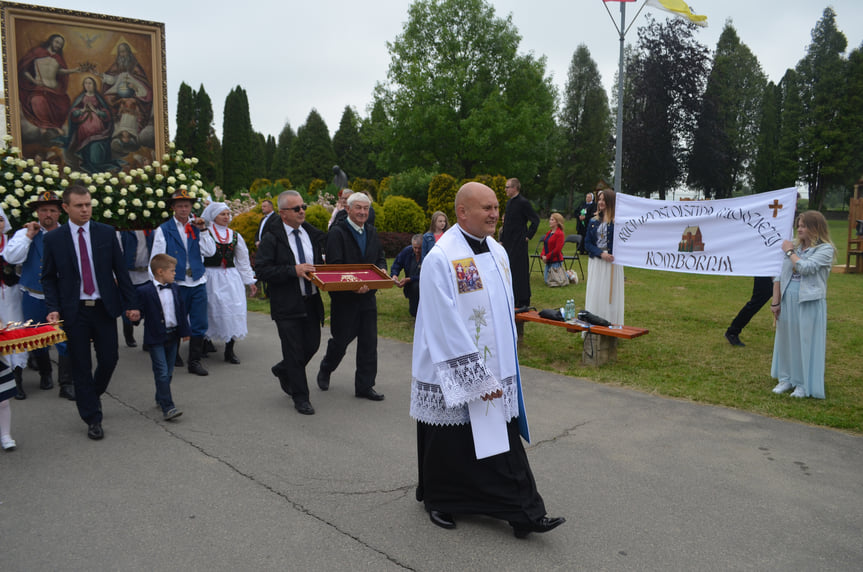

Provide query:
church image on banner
left=678, top=226, right=705, bottom=252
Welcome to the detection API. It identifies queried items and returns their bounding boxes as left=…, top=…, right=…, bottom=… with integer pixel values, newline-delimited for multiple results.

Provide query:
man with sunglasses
left=316, top=192, right=387, bottom=402
left=256, top=191, right=325, bottom=415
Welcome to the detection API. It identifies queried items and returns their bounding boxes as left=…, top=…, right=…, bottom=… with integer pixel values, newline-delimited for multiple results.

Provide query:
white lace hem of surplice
left=410, top=375, right=519, bottom=427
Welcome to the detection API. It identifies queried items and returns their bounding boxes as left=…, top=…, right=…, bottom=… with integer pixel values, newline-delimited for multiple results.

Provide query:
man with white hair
left=316, top=192, right=387, bottom=401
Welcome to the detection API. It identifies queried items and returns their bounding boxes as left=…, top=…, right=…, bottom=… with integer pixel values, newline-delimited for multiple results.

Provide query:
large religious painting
left=0, top=2, right=167, bottom=173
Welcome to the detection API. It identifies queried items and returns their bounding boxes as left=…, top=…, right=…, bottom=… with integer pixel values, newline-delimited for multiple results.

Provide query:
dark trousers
left=727, top=276, right=773, bottom=336
left=274, top=299, right=321, bottom=404
left=319, top=302, right=377, bottom=393
left=149, top=331, right=179, bottom=414
left=66, top=301, right=118, bottom=425
left=405, top=283, right=420, bottom=317
left=177, top=283, right=208, bottom=337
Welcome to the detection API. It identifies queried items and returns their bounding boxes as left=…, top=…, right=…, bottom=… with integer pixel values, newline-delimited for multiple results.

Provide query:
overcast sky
left=5, top=1, right=863, bottom=141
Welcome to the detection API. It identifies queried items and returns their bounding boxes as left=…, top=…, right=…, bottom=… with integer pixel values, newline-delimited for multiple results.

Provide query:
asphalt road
left=1, top=312, right=860, bottom=571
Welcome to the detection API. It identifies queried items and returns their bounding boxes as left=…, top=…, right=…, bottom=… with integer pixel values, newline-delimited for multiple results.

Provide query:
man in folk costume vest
left=4, top=190, right=74, bottom=400
left=411, top=182, right=565, bottom=538
left=150, top=188, right=215, bottom=375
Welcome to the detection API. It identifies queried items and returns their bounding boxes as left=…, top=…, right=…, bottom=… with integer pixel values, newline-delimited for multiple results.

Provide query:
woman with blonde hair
left=770, top=210, right=834, bottom=399
left=584, top=189, right=623, bottom=325
left=540, top=212, right=566, bottom=285
left=421, top=211, right=448, bottom=260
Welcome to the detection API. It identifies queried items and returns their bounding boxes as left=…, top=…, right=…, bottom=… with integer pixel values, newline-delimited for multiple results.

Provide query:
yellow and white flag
left=645, top=0, right=708, bottom=27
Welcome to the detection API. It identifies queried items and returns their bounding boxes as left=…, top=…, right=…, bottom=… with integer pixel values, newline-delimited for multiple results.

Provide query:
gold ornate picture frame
left=0, top=2, right=167, bottom=172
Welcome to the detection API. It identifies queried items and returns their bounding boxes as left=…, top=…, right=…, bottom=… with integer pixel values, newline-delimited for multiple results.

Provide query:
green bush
left=350, top=178, right=379, bottom=201
left=389, top=167, right=437, bottom=208
left=308, top=178, right=326, bottom=196
left=427, top=173, right=458, bottom=224
left=376, top=195, right=427, bottom=234
left=305, top=203, right=329, bottom=232
left=250, top=178, right=272, bottom=195
left=378, top=176, right=392, bottom=202
left=230, top=210, right=261, bottom=254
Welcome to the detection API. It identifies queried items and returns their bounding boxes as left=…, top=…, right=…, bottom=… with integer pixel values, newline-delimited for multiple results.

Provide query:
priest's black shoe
left=355, top=388, right=385, bottom=401
left=511, top=516, right=566, bottom=539
left=316, top=369, right=330, bottom=391
left=87, top=422, right=104, bottom=440
left=429, top=511, right=456, bottom=530
left=295, top=401, right=315, bottom=415
left=271, top=365, right=292, bottom=396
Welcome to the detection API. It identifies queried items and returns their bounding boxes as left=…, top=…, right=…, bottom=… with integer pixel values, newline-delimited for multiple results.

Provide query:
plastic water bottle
left=564, top=299, right=574, bottom=321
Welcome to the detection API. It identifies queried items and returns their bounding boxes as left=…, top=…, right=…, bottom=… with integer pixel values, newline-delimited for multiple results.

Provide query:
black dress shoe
left=188, top=361, right=209, bottom=376
left=224, top=352, right=241, bottom=364
left=295, top=401, right=315, bottom=415
left=725, top=332, right=745, bottom=347
left=271, top=365, right=292, bottom=396
left=355, top=388, right=385, bottom=401
left=175, top=354, right=184, bottom=367
left=87, top=422, right=104, bottom=440
left=125, top=337, right=137, bottom=348
left=429, top=510, right=456, bottom=530
left=316, top=369, right=330, bottom=391
left=58, top=384, right=76, bottom=401
left=39, top=373, right=54, bottom=390
left=511, top=516, right=566, bottom=539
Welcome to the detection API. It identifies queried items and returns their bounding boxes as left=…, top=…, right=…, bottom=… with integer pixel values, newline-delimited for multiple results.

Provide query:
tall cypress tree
left=192, top=85, right=221, bottom=187
left=271, top=122, right=295, bottom=180
left=332, top=106, right=365, bottom=179
left=175, top=82, right=195, bottom=152
left=222, top=86, right=254, bottom=195
left=288, top=109, right=335, bottom=188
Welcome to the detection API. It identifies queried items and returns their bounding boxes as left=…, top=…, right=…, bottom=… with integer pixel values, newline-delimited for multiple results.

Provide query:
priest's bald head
left=455, top=182, right=499, bottom=238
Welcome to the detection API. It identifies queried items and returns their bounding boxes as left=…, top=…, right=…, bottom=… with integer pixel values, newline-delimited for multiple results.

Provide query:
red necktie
left=78, top=227, right=96, bottom=296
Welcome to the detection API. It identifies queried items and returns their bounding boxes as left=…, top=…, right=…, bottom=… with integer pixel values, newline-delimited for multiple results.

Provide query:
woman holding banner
left=770, top=211, right=834, bottom=399
left=584, top=189, right=624, bottom=325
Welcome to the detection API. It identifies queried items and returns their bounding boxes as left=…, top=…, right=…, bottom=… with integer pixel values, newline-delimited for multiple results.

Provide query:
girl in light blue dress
left=770, top=211, right=834, bottom=399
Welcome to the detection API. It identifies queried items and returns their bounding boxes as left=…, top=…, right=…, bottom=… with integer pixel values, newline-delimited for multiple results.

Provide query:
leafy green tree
left=622, top=16, right=709, bottom=199
left=379, top=0, right=557, bottom=186
left=287, top=109, right=336, bottom=187
left=795, top=7, right=849, bottom=210
left=222, top=86, right=255, bottom=195
left=174, top=82, right=195, bottom=153
left=271, top=122, right=295, bottom=180
left=558, top=44, right=613, bottom=212
left=332, top=106, right=366, bottom=179
left=688, top=24, right=766, bottom=198
left=251, top=132, right=267, bottom=181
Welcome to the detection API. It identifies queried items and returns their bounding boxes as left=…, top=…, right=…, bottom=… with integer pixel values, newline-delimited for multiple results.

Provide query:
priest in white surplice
left=410, top=182, right=565, bottom=539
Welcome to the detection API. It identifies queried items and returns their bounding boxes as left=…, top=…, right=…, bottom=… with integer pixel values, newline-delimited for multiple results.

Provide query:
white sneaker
left=790, top=386, right=807, bottom=398
left=772, top=381, right=793, bottom=394
left=1, top=435, right=16, bottom=451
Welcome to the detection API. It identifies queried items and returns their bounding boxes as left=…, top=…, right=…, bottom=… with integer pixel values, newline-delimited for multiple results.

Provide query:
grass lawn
left=249, top=218, right=863, bottom=434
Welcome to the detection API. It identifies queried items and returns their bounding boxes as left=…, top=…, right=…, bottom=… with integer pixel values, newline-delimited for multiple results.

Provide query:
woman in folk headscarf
left=0, top=205, right=24, bottom=449
left=200, top=202, right=257, bottom=364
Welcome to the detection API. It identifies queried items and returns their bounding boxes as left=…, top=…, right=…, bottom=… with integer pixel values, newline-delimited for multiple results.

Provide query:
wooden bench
left=515, top=310, right=649, bottom=366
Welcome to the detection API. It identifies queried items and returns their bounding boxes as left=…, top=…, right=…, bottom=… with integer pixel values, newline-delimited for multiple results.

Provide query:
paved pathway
left=1, top=312, right=860, bottom=571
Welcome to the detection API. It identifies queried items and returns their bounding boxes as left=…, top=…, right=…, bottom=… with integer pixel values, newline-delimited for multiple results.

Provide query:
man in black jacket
left=501, top=178, right=539, bottom=309
left=255, top=191, right=325, bottom=415
left=316, top=192, right=387, bottom=402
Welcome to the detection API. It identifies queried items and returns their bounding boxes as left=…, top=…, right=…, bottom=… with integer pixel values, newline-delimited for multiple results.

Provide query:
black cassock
left=501, top=193, right=539, bottom=307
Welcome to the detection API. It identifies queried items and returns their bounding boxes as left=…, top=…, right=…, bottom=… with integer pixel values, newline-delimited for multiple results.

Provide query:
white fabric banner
left=613, top=188, right=797, bottom=277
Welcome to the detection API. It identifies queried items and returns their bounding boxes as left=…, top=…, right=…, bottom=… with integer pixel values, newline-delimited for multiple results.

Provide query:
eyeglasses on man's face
left=281, top=204, right=308, bottom=213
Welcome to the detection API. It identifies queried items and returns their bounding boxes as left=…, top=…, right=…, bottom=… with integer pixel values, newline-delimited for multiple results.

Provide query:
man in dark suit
left=42, top=185, right=140, bottom=440
left=255, top=191, right=325, bottom=415
left=255, top=199, right=274, bottom=247
left=501, top=178, right=539, bottom=309
left=316, top=192, right=386, bottom=402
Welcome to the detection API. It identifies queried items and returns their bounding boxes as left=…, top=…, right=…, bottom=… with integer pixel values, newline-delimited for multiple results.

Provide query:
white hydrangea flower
left=146, top=201, right=155, bottom=209
left=132, top=198, right=142, bottom=207
left=91, top=199, right=99, bottom=207
left=103, top=197, right=113, bottom=205
left=143, top=210, right=151, bottom=217
left=167, top=176, right=176, bottom=185
left=145, top=187, right=154, bottom=195
left=161, top=212, right=169, bottom=218
left=104, top=209, right=113, bottom=218
left=88, top=185, right=97, bottom=193
left=157, top=200, right=165, bottom=209
left=129, top=213, right=137, bottom=221
left=118, top=199, right=127, bottom=207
